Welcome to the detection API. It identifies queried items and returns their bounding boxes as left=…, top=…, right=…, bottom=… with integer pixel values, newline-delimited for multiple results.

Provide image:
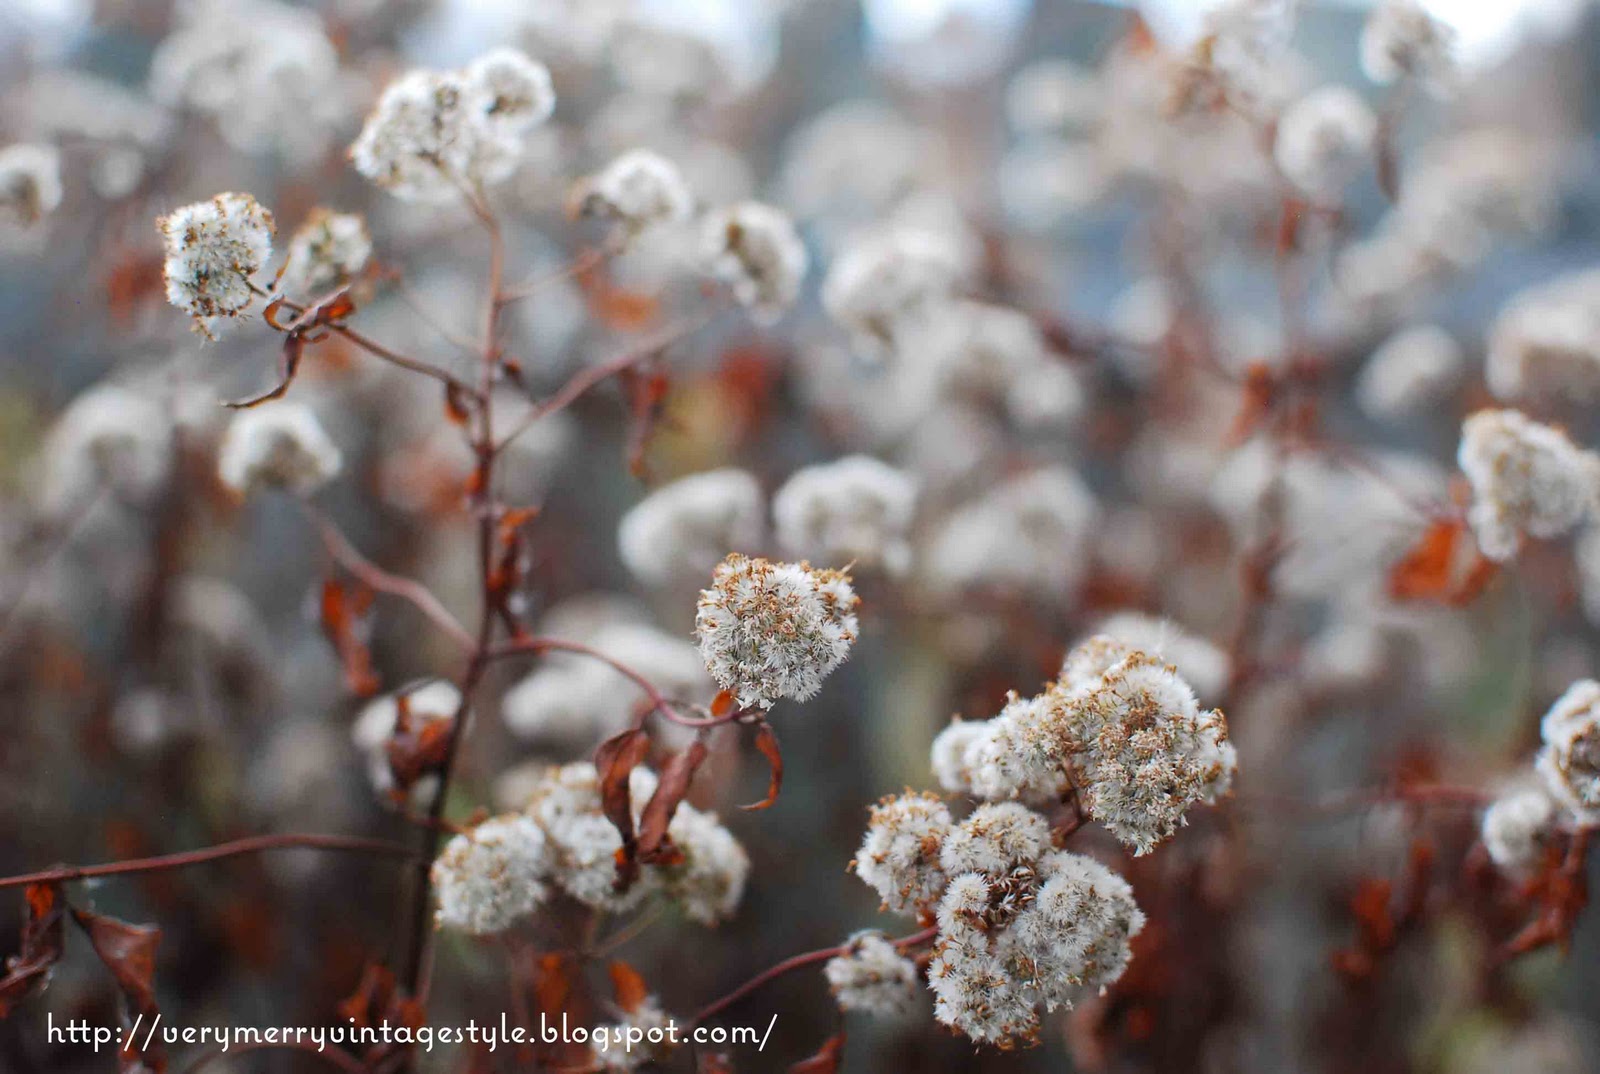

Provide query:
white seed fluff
left=1485, top=269, right=1600, bottom=402
left=432, top=814, right=550, bottom=934
left=772, top=455, right=917, bottom=575
left=1458, top=409, right=1600, bottom=563
left=351, top=680, right=461, bottom=795
left=1273, top=85, right=1376, bottom=197
left=1481, top=783, right=1561, bottom=871
left=821, top=228, right=962, bottom=361
left=277, top=210, right=372, bottom=300
left=1356, top=324, right=1463, bottom=420
left=1536, top=680, right=1600, bottom=824
left=1360, top=0, right=1455, bottom=93
left=158, top=192, right=275, bottom=335
left=853, top=792, right=953, bottom=917
left=577, top=149, right=693, bottom=236
left=0, top=143, right=62, bottom=226
left=617, top=469, right=764, bottom=588
left=217, top=403, right=342, bottom=496
left=699, top=201, right=809, bottom=323
left=694, top=554, right=860, bottom=709
left=825, top=931, right=921, bottom=1018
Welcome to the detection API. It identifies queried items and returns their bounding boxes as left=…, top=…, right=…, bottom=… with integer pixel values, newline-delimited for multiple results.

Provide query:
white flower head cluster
left=1274, top=85, right=1376, bottom=197
left=593, top=998, right=676, bottom=1071
left=1356, top=325, right=1463, bottom=420
left=694, top=554, right=860, bottom=709
left=853, top=795, right=1145, bottom=1044
left=1535, top=680, right=1600, bottom=825
left=351, top=48, right=554, bottom=203
left=432, top=814, right=550, bottom=934
left=923, top=467, right=1098, bottom=601
left=576, top=149, right=693, bottom=237
left=1486, top=269, right=1600, bottom=402
left=521, top=762, right=748, bottom=925
left=351, top=680, right=461, bottom=796
left=0, top=144, right=62, bottom=226
left=158, top=192, right=275, bottom=336
left=38, top=384, right=173, bottom=513
left=822, top=228, right=963, bottom=361
left=934, top=638, right=1236, bottom=856
left=773, top=455, right=917, bottom=575
left=1091, top=613, right=1231, bottom=703
left=699, top=202, right=808, bottom=323
left=149, top=0, right=344, bottom=159
left=1480, top=782, right=1560, bottom=871
left=617, top=468, right=764, bottom=588
left=1458, top=409, right=1600, bottom=563
left=824, top=930, right=922, bottom=1018
left=1360, top=0, right=1456, bottom=94
left=217, top=403, right=342, bottom=496
left=277, top=210, right=372, bottom=300
left=920, top=301, right=1085, bottom=430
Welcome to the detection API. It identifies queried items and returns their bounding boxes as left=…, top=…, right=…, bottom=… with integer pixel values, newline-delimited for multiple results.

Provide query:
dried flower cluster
left=277, top=210, right=372, bottom=300
left=217, top=403, right=342, bottom=496
left=823, top=931, right=921, bottom=1018
left=1458, top=409, right=1600, bottom=562
left=772, top=455, right=917, bottom=575
left=618, top=469, right=764, bottom=588
left=699, top=201, right=808, bottom=321
left=158, top=191, right=275, bottom=335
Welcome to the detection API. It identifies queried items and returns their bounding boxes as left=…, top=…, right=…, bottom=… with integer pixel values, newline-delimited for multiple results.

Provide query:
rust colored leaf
left=385, top=695, right=455, bottom=802
left=1388, top=518, right=1497, bottom=606
left=698, top=1052, right=736, bottom=1074
left=741, top=723, right=784, bottom=812
left=637, top=740, right=709, bottom=863
left=225, top=332, right=305, bottom=410
left=608, top=960, right=650, bottom=1014
left=444, top=381, right=473, bottom=425
left=319, top=578, right=380, bottom=697
left=790, top=1032, right=846, bottom=1073
left=0, top=883, right=66, bottom=1017
left=338, top=962, right=424, bottom=1066
left=619, top=365, right=672, bottom=479
left=710, top=690, right=737, bottom=719
left=72, top=909, right=165, bottom=1073
left=595, top=728, right=652, bottom=888
left=1226, top=362, right=1277, bottom=446
left=533, top=952, right=577, bottom=1019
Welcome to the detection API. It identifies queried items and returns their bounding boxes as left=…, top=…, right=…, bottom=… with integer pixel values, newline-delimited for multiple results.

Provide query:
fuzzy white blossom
left=351, top=681, right=461, bottom=796
left=217, top=403, right=342, bottom=496
left=593, top=999, right=677, bottom=1070
left=1274, top=86, right=1376, bottom=197
left=1360, top=0, right=1455, bottom=93
left=1482, top=782, right=1561, bottom=871
left=1536, top=680, right=1600, bottom=824
left=918, top=301, right=1084, bottom=429
left=277, top=210, right=371, bottom=300
left=577, top=149, right=693, bottom=236
left=825, top=931, right=921, bottom=1018
left=0, top=144, right=62, bottom=226
left=923, top=467, right=1098, bottom=601
left=432, top=814, right=549, bottom=934
left=695, top=554, right=859, bottom=708
left=772, top=455, right=917, bottom=574
left=699, top=202, right=808, bottom=322
left=158, top=192, right=275, bottom=335
left=1005, top=59, right=1100, bottom=136
left=37, top=384, right=173, bottom=513
left=1486, top=269, right=1600, bottom=402
left=617, top=469, right=764, bottom=588
left=351, top=49, right=554, bottom=202
left=1093, top=613, right=1231, bottom=703
left=1458, top=409, right=1600, bottom=563
left=1356, top=325, right=1463, bottom=420
left=852, top=792, right=953, bottom=916
left=930, top=719, right=989, bottom=797
left=822, top=229, right=963, bottom=360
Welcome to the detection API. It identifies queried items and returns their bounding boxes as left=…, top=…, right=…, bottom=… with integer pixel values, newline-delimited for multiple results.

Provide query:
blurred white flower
left=0, top=144, right=61, bottom=226
left=699, top=202, right=808, bottom=322
left=617, top=469, right=764, bottom=588
left=772, top=455, right=917, bottom=575
left=432, top=814, right=550, bottom=934
left=825, top=931, right=921, bottom=1018
left=1459, top=409, right=1600, bottom=563
left=217, top=403, right=342, bottom=496
left=1274, top=85, right=1376, bottom=197
left=277, top=210, right=372, bottom=300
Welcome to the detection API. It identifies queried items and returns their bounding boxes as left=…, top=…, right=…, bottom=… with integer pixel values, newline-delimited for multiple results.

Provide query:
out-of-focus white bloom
left=1356, top=325, right=1463, bottom=420
left=351, top=681, right=461, bottom=796
left=1482, top=782, right=1561, bottom=871
left=0, top=144, right=62, bottom=226
left=919, top=302, right=1084, bottom=430
left=1486, top=269, right=1600, bottom=402
left=158, top=192, right=275, bottom=336
left=1006, top=60, right=1100, bottom=136
left=699, top=202, right=808, bottom=322
left=576, top=149, right=693, bottom=237
left=663, top=800, right=750, bottom=925
left=609, top=16, right=732, bottom=103
left=351, top=49, right=554, bottom=202
left=853, top=792, right=952, bottom=916
left=1273, top=85, right=1376, bottom=197
left=1459, top=1016, right=1598, bottom=1074
left=694, top=554, right=859, bottom=708
left=1536, top=680, right=1600, bottom=824
left=593, top=999, right=677, bottom=1071
left=217, top=403, right=342, bottom=496
left=930, top=719, right=988, bottom=796
left=822, top=229, right=963, bottom=361
left=772, top=455, right=917, bottom=574
left=1458, top=409, right=1600, bottom=563
left=149, top=0, right=345, bottom=159
left=617, top=469, right=764, bottom=588
left=825, top=931, right=921, bottom=1018
left=37, top=384, right=172, bottom=512
left=432, top=814, right=549, bottom=934
left=781, top=102, right=934, bottom=228
left=1360, top=0, right=1455, bottom=93
left=998, top=137, right=1107, bottom=228
left=1092, top=612, right=1230, bottom=702
left=277, top=210, right=371, bottom=300
left=923, top=467, right=1098, bottom=601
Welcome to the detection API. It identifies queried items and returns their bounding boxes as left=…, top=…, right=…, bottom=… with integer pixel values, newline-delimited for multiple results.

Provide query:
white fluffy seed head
left=464, top=47, right=556, bottom=130
left=158, top=191, right=275, bottom=336
left=930, top=719, right=988, bottom=795
left=277, top=209, right=371, bottom=299
left=1481, top=782, right=1561, bottom=871
left=577, top=149, right=693, bottom=236
left=939, top=802, right=1052, bottom=879
left=1004, top=850, right=1146, bottom=1007
left=1356, top=324, right=1463, bottom=420
left=1458, top=409, right=1600, bottom=563
left=821, top=228, right=962, bottom=361
left=772, top=455, right=917, bottom=575
left=0, top=143, right=62, bottom=226
left=1274, top=85, right=1376, bottom=197
left=1536, top=680, right=1600, bottom=824
left=660, top=802, right=750, bottom=925
left=1485, top=269, right=1600, bottom=402
left=699, top=201, right=808, bottom=323
left=217, top=403, right=342, bottom=496
left=432, top=814, right=550, bottom=934
left=1091, top=613, right=1230, bottom=703
left=617, top=468, right=764, bottom=588
left=853, top=792, right=953, bottom=917
left=1361, top=0, right=1455, bottom=93
left=825, top=930, right=921, bottom=1018
left=694, top=554, right=860, bottom=709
